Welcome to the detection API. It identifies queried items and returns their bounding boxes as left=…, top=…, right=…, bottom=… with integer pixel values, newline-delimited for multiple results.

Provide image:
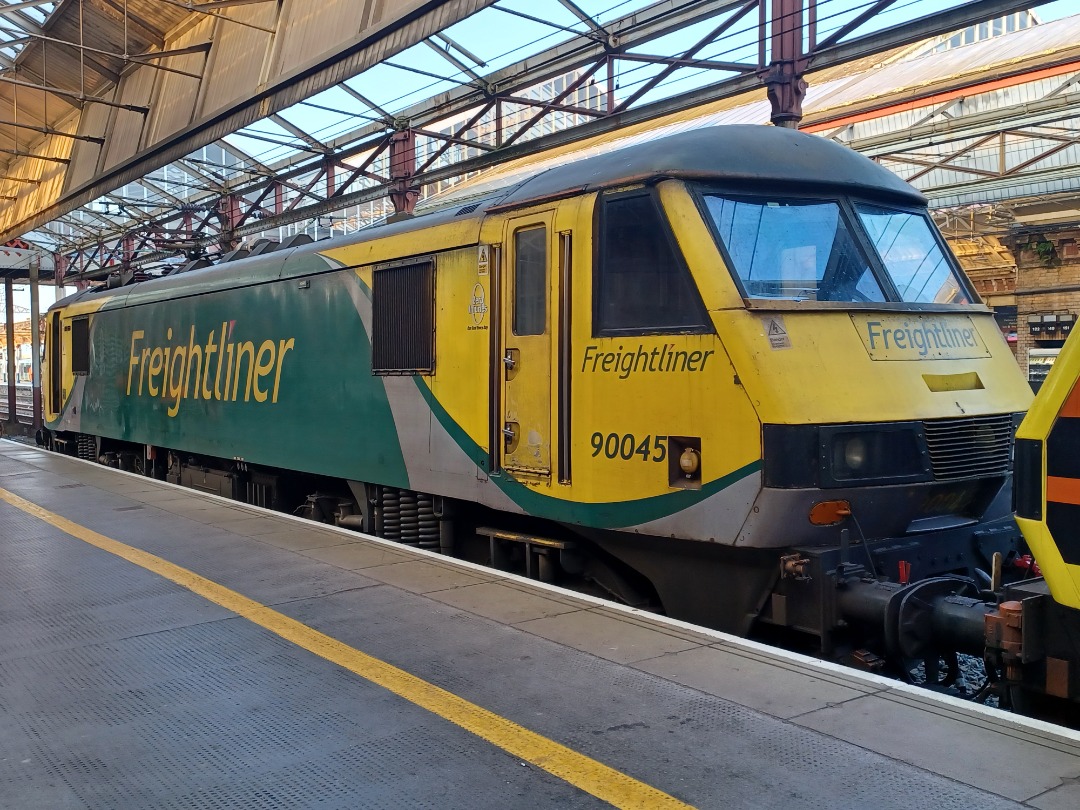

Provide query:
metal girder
left=0, top=148, right=67, bottom=164
left=0, top=0, right=58, bottom=15
left=0, top=0, right=498, bottom=246
left=0, top=118, right=105, bottom=144
left=834, top=81, right=1080, bottom=158
left=914, top=162, right=1080, bottom=205
left=157, top=0, right=276, bottom=33
left=34, top=0, right=1072, bottom=274
left=0, top=25, right=210, bottom=80
left=0, top=74, right=148, bottom=112
left=423, top=38, right=485, bottom=85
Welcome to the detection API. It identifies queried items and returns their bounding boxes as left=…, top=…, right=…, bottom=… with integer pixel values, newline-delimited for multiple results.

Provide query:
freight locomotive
left=43, top=125, right=1050, bottom=699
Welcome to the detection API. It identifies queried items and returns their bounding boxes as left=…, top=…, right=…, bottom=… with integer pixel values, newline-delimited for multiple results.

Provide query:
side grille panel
left=371, top=261, right=435, bottom=375
left=923, top=414, right=1013, bottom=481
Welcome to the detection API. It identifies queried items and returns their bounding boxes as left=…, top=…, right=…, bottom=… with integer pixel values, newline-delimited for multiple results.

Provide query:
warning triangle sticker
left=761, top=315, right=791, bottom=349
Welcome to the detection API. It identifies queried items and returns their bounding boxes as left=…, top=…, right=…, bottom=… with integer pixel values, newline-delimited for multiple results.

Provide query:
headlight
left=842, top=437, right=867, bottom=471
left=825, top=425, right=929, bottom=485
left=763, top=423, right=932, bottom=489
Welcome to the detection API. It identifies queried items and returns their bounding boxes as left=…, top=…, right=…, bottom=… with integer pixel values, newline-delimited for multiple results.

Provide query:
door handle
left=502, top=351, right=517, bottom=371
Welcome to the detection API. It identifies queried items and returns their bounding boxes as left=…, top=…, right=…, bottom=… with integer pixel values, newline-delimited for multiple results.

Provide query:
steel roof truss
left=0, top=24, right=208, bottom=81
left=814, top=0, right=899, bottom=52
left=0, top=74, right=153, bottom=113
left=415, top=105, right=497, bottom=175
left=556, top=0, right=610, bottom=39
left=337, top=84, right=394, bottom=125
left=904, top=133, right=1001, bottom=182
left=431, top=32, right=486, bottom=69
left=174, top=157, right=230, bottom=193
left=230, top=127, right=326, bottom=156
left=502, top=60, right=605, bottom=149
left=0, top=117, right=103, bottom=143
left=269, top=113, right=329, bottom=153
left=382, top=57, right=483, bottom=91
left=156, top=0, right=275, bottom=34
left=0, top=1, right=59, bottom=16
left=492, top=5, right=600, bottom=41
left=298, top=98, right=383, bottom=125
left=330, top=137, right=391, bottom=199
left=423, top=38, right=485, bottom=85
left=135, top=177, right=188, bottom=208
left=613, top=0, right=759, bottom=114
left=0, top=147, right=66, bottom=164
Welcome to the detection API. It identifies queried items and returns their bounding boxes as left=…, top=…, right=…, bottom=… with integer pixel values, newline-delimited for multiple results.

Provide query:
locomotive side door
left=500, top=212, right=555, bottom=475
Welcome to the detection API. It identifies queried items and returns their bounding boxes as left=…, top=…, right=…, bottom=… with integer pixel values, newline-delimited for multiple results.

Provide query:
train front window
left=856, top=205, right=971, bottom=304
left=702, top=195, right=885, bottom=303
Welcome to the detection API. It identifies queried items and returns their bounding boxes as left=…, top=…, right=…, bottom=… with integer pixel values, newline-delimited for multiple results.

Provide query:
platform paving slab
left=254, top=526, right=354, bottom=551
left=1029, top=780, right=1080, bottom=810
left=359, top=557, right=500, bottom=593
left=633, top=644, right=878, bottom=719
left=516, top=606, right=705, bottom=664
left=794, top=691, right=1080, bottom=802
left=2, top=441, right=1079, bottom=808
left=300, top=540, right=419, bottom=569
left=426, top=579, right=585, bottom=624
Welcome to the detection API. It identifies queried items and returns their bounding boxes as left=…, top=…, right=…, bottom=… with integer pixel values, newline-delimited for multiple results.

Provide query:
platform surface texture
left=1, top=439, right=1079, bottom=809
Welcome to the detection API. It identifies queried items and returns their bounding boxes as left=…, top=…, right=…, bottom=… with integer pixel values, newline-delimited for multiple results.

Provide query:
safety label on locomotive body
left=852, top=314, right=991, bottom=361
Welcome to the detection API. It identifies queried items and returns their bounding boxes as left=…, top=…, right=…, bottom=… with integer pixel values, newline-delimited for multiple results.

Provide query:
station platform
left=2, top=438, right=1080, bottom=809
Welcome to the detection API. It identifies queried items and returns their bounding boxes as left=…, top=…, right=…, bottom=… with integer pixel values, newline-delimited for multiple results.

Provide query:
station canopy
left=0, top=0, right=1073, bottom=282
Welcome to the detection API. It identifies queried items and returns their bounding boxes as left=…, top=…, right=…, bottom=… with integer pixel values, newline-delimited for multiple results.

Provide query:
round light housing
left=679, top=447, right=700, bottom=476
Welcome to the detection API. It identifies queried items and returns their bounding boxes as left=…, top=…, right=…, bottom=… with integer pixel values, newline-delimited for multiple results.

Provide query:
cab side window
left=513, top=226, right=547, bottom=336
left=594, top=191, right=710, bottom=335
left=70, top=316, right=90, bottom=375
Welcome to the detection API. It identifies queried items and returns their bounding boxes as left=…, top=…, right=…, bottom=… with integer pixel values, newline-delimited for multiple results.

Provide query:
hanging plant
left=1030, top=239, right=1057, bottom=265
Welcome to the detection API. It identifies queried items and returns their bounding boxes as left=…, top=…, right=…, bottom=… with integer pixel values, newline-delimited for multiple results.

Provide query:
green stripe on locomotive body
left=56, top=249, right=756, bottom=534
left=408, top=376, right=761, bottom=530
left=70, top=266, right=410, bottom=489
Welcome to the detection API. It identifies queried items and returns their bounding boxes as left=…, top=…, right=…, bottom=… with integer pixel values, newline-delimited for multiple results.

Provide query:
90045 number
left=590, top=432, right=667, bottom=462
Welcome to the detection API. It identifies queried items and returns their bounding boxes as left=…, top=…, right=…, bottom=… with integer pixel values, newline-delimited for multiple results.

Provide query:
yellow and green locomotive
left=42, top=125, right=1033, bottom=648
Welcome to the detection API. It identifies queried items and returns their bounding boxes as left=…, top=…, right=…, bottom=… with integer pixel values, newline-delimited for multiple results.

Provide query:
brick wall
left=1005, top=228, right=1080, bottom=380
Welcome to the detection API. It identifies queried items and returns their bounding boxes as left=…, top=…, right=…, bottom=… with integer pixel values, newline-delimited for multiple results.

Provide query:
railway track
left=0, top=385, right=36, bottom=421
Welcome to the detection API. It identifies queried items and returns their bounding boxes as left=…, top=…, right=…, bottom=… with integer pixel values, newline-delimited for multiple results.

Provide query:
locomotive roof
left=483, top=124, right=925, bottom=210
left=54, top=126, right=924, bottom=311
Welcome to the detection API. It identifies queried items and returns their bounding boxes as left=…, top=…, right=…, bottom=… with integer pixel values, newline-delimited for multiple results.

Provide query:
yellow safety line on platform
left=0, top=485, right=694, bottom=810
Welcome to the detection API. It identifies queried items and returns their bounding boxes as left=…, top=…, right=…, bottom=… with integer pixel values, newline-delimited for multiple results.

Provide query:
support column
left=29, top=261, right=41, bottom=430
left=388, top=130, right=419, bottom=221
left=4, top=277, right=15, bottom=427
left=764, top=0, right=808, bottom=128
left=217, top=196, right=242, bottom=252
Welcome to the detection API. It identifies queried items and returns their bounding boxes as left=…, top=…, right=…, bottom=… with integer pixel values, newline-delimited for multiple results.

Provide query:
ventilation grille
left=923, top=414, right=1013, bottom=481
left=455, top=203, right=480, bottom=216
left=372, top=261, right=435, bottom=375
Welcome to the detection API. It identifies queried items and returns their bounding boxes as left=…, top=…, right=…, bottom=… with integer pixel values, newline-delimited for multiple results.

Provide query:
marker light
left=679, top=447, right=700, bottom=476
